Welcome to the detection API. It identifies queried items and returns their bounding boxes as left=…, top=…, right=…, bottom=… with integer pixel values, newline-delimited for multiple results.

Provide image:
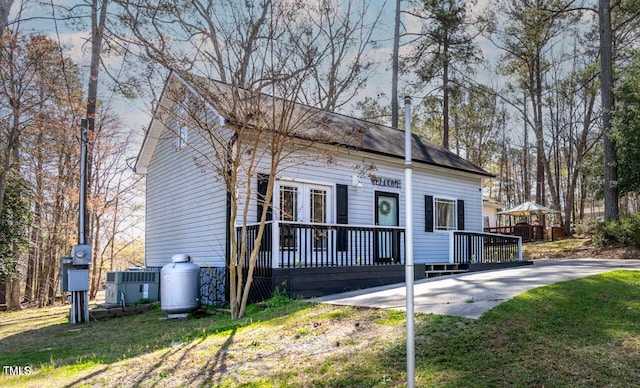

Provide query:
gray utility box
left=59, top=257, right=88, bottom=292
left=105, top=271, right=159, bottom=305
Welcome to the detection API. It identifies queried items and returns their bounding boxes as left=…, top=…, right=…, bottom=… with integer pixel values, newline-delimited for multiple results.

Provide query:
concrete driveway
left=312, top=259, right=640, bottom=319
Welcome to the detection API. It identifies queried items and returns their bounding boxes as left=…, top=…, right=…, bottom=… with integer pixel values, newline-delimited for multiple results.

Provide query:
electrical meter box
left=105, top=271, right=160, bottom=305
left=72, top=244, right=92, bottom=266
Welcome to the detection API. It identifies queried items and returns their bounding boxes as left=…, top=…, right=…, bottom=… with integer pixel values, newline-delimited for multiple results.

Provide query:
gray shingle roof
left=137, top=73, right=493, bottom=178
left=305, top=108, right=493, bottom=177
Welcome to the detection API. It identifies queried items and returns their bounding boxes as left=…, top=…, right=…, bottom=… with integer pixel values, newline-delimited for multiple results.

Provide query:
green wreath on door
left=379, top=199, right=392, bottom=216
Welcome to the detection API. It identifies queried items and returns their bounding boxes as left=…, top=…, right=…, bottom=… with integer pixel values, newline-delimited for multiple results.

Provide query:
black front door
left=374, top=191, right=400, bottom=263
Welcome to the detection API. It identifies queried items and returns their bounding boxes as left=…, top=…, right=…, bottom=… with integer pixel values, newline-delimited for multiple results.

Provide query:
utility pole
left=60, top=119, right=92, bottom=324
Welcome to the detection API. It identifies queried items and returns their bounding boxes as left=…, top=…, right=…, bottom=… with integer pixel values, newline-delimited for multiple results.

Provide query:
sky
left=7, top=0, right=512, bottom=153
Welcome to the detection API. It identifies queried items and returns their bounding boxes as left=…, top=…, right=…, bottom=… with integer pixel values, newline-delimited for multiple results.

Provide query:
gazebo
left=496, top=201, right=559, bottom=218
left=484, top=201, right=561, bottom=242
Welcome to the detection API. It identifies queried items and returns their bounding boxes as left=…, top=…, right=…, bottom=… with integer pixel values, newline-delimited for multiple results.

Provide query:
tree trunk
left=442, top=43, right=450, bottom=149
left=523, top=92, right=531, bottom=201
left=0, top=0, right=13, bottom=34
left=7, top=277, right=21, bottom=311
left=25, top=131, right=45, bottom=303
left=391, top=0, right=401, bottom=129
left=599, top=0, right=619, bottom=221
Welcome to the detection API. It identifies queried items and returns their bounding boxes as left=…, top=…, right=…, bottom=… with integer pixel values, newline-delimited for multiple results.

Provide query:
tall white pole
left=404, top=96, right=415, bottom=387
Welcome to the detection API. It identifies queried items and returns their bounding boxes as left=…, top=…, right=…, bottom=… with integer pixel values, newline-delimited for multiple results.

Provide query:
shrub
left=592, top=214, right=640, bottom=247
left=573, top=219, right=599, bottom=236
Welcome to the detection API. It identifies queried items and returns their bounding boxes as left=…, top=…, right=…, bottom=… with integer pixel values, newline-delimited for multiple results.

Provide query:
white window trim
left=434, top=196, right=458, bottom=232
left=273, top=179, right=334, bottom=224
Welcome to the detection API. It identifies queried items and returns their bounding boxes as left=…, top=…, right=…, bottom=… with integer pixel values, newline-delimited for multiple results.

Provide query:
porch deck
left=238, top=222, right=525, bottom=300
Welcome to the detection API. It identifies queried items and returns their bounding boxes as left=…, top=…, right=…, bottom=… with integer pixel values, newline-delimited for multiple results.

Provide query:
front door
left=278, top=182, right=331, bottom=266
left=374, top=191, right=400, bottom=263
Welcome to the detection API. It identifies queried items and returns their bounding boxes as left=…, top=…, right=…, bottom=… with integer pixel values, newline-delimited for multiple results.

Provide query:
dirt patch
left=530, top=240, right=640, bottom=260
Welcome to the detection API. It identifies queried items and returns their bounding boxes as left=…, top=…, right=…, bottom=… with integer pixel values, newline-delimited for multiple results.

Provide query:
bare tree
left=87, top=109, right=143, bottom=298
left=302, top=0, right=384, bottom=112
left=1, top=32, right=83, bottom=308
left=117, top=0, right=371, bottom=319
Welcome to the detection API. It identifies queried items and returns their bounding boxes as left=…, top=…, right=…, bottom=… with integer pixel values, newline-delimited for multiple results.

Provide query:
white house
left=135, top=74, right=521, bottom=302
left=483, top=198, right=504, bottom=229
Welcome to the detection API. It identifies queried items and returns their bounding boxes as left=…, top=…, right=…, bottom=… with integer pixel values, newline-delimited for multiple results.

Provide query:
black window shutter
left=457, top=199, right=465, bottom=230
left=256, top=174, right=272, bottom=253
left=257, top=173, right=272, bottom=222
left=336, top=184, right=348, bottom=251
left=425, top=195, right=434, bottom=232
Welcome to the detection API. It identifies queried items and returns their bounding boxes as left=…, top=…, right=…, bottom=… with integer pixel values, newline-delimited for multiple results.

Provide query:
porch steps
left=425, top=263, right=469, bottom=278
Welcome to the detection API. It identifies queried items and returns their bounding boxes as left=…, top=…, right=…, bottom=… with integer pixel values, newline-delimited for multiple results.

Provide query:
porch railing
left=483, top=225, right=544, bottom=242
left=450, top=231, right=522, bottom=264
left=237, top=221, right=405, bottom=269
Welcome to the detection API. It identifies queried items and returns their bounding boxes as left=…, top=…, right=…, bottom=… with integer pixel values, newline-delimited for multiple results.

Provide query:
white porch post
left=518, top=236, right=523, bottom=261
left=272, top=221, right=280, bottom=268
left=448, top=231, right=455, bottom=264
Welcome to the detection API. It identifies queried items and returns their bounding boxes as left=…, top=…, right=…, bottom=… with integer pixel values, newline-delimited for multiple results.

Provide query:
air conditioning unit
left=105, top=270, right=159, bottom=306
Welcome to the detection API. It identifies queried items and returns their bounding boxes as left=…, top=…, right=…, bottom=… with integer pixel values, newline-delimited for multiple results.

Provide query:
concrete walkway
left=312, top=259, right=640, bottom=319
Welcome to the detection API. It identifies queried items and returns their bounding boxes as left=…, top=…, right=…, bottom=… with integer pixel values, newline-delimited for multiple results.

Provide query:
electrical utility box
left=105, top=271, right=160, bottom=305
left=72, top=244, right=92, bottom=266
left=60, top=257, right=73, bottom=292
left=60, top=257, right=90, bottom=293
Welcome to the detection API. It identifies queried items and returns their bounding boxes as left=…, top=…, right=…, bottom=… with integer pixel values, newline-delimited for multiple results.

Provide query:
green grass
left=2, top=270, right=640, bottom=387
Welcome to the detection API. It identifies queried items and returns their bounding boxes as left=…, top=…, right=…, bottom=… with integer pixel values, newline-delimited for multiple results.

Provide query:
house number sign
left=371, top=176, right=402, bottom=188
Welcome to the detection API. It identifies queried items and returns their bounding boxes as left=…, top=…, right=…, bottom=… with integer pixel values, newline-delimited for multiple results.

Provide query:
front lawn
left=2, top=270, right=639, bottom=387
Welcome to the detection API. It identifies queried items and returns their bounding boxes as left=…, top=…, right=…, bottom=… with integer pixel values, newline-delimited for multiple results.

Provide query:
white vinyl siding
left=144, top=116, right=230, bottom=268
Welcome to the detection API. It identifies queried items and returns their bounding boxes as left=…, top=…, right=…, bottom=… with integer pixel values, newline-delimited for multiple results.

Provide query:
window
left=310, top=189, right=327, bottom=249
left=275, top=182, right=332, bottom=251
left=435, top=198, right=456, bottom=231
left=279, top=186, right=298, bottom=250
left=178, top=126, right=188, bottom=149
left=175, top=102, right=189, bottom=150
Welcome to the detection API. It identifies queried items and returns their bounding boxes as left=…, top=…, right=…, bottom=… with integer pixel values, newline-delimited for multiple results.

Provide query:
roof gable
left=136, top=73, right=493, bottom=178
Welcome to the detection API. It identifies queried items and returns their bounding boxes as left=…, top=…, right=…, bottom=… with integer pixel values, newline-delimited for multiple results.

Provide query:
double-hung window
left=425, top=195, right=464, bottom=232
left=435, top=198, right=457, bottom=231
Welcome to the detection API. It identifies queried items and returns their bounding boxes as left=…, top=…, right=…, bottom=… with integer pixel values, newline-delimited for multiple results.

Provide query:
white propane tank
left=160, top=254, right=201, bottom=314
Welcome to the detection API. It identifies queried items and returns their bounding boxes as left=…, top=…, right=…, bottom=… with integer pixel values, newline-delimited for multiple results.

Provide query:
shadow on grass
left=0, top=300, right=308, bottom=382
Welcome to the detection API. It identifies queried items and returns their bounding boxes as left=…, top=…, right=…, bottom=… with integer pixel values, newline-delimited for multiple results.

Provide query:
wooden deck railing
left=450, top=231, right=522, bottom=264
left=483, top=225, right=544, bottom=242
left=237, top=221, right=405, bottom=269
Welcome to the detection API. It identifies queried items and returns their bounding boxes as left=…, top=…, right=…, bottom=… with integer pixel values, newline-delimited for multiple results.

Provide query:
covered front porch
left=237, top=222, right=525, bottom=300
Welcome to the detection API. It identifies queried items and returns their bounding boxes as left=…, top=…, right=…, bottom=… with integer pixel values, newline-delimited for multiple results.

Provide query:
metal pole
left=79, top=119, right=88, bottom=245
left=71, top=119, right=90, bottom=324
left=404, top=95, right=415, bottom=387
